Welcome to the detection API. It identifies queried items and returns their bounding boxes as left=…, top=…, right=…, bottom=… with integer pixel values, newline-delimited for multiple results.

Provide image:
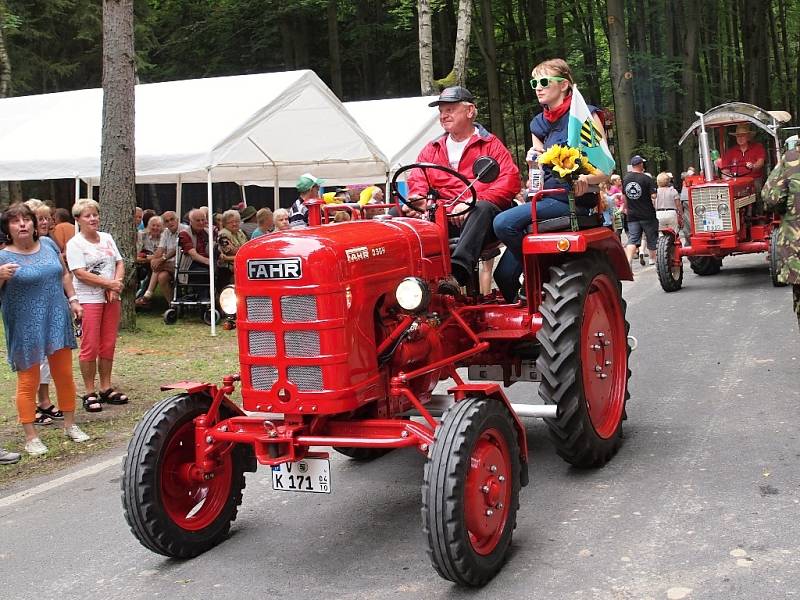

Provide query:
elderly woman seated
left=216, top=209, right=248, bottom=287
left=134, top=216, right=163, bottom=306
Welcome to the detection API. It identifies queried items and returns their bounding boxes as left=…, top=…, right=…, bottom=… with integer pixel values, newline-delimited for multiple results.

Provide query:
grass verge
left=0, top=308, right=239, bottom=490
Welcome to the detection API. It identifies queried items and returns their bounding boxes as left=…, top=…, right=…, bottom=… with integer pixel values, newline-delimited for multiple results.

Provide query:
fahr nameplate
left=247, top=258, right=302, bottom=280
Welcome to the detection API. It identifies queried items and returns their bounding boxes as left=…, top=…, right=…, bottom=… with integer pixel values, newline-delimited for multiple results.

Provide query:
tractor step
left=467, top=361, right=542, bottom=383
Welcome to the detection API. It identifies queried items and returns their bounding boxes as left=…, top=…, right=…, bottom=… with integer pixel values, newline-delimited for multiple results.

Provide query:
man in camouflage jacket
left=764, top=145, right=800, bottom=329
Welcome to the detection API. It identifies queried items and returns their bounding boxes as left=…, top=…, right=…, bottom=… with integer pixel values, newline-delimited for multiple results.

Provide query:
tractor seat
left=529, top=214, right=602, bottom=233
left=448, top=238, right=503, bottom=261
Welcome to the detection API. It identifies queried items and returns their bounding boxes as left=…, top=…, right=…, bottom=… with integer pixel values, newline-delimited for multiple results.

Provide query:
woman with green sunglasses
left=493, top=58, right=610, bottom=302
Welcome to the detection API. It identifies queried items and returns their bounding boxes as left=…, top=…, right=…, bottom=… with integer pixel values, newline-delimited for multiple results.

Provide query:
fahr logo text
left=247, top=258, right=302, bottom=280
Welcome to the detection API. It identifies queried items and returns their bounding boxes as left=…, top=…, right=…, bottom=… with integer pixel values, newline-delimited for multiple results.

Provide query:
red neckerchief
left=543, top=94, right=572, bottom=123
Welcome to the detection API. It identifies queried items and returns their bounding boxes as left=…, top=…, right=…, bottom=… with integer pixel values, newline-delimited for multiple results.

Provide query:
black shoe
left=437, top=276, right=461, bottom=296
left=451, top=261, right=472, bottom=287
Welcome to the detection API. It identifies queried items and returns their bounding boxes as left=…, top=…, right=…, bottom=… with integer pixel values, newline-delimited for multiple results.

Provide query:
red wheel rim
left=463, top=427, right=512, bottom=555
left=580, top=274, right=627, bottom=439
left=160, top=421, right=233, bottom=531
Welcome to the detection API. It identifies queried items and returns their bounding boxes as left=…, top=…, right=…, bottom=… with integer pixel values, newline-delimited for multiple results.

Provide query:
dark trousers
left=449, top=200, right=501, bottom=273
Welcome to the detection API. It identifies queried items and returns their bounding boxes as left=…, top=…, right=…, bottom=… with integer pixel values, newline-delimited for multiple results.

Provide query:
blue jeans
left=493, top=196, right=585, bottom=302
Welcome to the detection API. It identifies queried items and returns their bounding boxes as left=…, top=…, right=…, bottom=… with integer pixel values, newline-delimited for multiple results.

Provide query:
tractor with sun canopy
left=656, top=102, right=792, bottom=292
left=122, top=157, right=634, bottom=587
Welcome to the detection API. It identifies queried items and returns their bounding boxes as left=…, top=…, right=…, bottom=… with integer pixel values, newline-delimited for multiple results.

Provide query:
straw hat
left=730, top=123, right=755, bottom=137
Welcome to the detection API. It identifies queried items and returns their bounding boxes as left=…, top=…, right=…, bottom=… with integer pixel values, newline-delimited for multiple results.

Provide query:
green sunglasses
left=529, top=76, right=567, bottom=90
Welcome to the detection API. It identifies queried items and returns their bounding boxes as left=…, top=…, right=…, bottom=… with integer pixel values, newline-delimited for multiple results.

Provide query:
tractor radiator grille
left=284, top=330, right=320, bottom=357
left=246, top=296, right=273, bottom=322
left=248, top=331, right=276, bottom=356
left=250, top=365, right=278, bottom=391
left=287, top=366, right=323, bottom=391
left=281, top=295, right=317, bottom=322
left=692, top=186, right=733, bottom=232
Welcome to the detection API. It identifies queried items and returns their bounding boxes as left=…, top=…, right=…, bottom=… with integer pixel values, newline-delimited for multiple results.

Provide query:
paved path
left=1, top=254, right=798, bottom=600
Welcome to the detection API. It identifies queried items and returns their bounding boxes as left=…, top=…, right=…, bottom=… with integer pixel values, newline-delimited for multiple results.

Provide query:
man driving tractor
left=715, top=123, right=766, bottom=180
left=402, top=86, right=520, bottom=288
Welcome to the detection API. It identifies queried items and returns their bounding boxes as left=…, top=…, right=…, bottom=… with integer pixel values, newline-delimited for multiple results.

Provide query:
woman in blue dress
left=493, top=58, right=610, bottom=302
left=0, top=203, right=90, bottom=456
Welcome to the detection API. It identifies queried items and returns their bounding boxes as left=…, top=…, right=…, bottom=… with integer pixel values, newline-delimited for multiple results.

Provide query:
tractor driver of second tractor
left=400, top=86, right=520, bottom=289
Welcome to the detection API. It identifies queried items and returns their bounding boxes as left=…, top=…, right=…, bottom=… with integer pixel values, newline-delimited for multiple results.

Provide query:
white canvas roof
left=0, top=70, right=388, bottom=184
left=343, top=96, right=442, bottom=170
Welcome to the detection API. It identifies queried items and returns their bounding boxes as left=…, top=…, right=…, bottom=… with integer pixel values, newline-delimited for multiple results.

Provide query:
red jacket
left=407, top=124, right=520, bottom=211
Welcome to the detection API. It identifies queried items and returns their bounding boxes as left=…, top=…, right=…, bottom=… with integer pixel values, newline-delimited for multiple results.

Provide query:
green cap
left=296, top=173, right=325, bottom=193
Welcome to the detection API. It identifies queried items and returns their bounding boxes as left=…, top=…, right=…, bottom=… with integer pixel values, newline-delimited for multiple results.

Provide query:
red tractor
left=656, top=103, right=792, bottom=292
left=122, top=159, right=633, bottom=586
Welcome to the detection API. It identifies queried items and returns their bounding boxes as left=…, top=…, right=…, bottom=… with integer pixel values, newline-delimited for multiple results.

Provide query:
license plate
left=271, top=458, right=331, bottom=494
left=702, top=210, right=724, bottom=231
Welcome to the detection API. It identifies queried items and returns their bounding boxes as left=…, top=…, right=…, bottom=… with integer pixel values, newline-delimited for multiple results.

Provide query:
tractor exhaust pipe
left=696, top=111, right=715, bottom=183
left=510, top=403, right=558, bottom=419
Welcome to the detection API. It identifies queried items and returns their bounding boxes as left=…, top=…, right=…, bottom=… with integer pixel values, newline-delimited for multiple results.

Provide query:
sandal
left=39, top=404, right=64, bottom=420
left=34, top=411, right=54, bottom=425
left=99, top=388, right=129, bottom=405
left=82, top=391, right=102, bottom=413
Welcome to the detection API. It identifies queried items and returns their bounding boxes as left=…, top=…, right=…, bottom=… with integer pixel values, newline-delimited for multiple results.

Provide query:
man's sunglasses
left=529, top=76, right=567, bottom=90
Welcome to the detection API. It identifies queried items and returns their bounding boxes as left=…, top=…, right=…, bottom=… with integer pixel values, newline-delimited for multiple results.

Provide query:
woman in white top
left=65, top=199, right=127, bottom=411
left=654, top=172, right=684, bottom=235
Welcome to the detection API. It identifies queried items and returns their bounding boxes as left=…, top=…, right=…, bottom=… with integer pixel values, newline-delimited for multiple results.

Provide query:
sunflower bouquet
left=537, top=144, right=601, bottom=230
left=537, top=144, right=601, bottom=181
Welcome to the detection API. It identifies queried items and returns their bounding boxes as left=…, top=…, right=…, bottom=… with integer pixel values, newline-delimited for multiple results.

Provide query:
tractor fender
left=523, top=227, right=633, bottom=281
left=160, top=381, right=247, bottom=417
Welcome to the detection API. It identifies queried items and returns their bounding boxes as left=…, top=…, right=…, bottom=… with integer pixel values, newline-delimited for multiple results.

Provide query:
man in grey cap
left=403, top=85, right=520, bottom=288
left=288, top=172, right=325, bottom=228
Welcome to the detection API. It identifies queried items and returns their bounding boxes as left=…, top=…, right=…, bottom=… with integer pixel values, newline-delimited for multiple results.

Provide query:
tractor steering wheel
left=718, top=163, right=753, bottom=178
left=390, top=162, right=478, bottom=219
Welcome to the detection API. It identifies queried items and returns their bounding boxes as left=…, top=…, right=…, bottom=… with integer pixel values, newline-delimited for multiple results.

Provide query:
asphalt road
left=1, top=253, right=798, bottom=600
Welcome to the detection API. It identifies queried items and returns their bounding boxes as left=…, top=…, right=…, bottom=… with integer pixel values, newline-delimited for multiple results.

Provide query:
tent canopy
left=343, top=96, right=442, bottom=170
left=0, top=70, right=388, bottom=184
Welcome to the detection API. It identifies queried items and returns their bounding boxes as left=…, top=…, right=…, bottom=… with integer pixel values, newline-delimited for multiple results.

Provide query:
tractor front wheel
left=536, top=253, right=630, bottom=468
left=769, top=229, right=787, bottom=287
left=422, top=397, right=521, bottom=587
left=656, top=235, right=683, bottom=292
left=122, top=393, right=247, bottom=558
left=688, top=255, right=722, bottom=276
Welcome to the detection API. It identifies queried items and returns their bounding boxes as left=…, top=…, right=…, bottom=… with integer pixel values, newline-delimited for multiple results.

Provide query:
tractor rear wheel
left=769, top=229, right=788, bottom=287
left=422, top=397, right=521, bottom=587
left=688, top=255, right=722, bottom=276
left=656, top=235, right=683, bottom=292
left=122, top=393, right=248, bottom=558
left=536, top=253, right=630, bottom=468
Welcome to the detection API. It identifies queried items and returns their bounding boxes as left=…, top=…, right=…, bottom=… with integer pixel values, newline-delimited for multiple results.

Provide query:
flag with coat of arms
left=567, top=85, right=616, bottom=176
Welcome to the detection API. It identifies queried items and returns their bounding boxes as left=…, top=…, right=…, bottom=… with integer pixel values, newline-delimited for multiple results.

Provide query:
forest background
left=1, top=0, right=799, bottom=206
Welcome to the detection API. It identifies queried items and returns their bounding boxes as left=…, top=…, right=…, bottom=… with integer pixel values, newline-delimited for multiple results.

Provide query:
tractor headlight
left=717, top=203, right=729, bottom=216
left=219, top=285, right=238, bottom=316
left=395, top=277, right=430, bottom=312
left=694, top=204, right=705, bottom=217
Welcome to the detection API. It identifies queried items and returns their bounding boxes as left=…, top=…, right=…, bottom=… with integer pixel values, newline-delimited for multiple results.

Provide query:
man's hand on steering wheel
left=400, top=195, right=427, bottom=217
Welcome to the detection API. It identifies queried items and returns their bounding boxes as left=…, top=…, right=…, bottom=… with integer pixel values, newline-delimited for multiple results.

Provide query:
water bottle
left=526, top=148, right=543, bottom=200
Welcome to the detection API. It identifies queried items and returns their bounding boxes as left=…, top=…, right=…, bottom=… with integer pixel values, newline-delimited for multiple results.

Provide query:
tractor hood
left=235, top=218, right=447, bottom=289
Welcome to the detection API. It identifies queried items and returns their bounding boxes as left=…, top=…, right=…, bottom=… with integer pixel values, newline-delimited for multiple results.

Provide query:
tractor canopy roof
left=678, top=102, right=791, bottom=146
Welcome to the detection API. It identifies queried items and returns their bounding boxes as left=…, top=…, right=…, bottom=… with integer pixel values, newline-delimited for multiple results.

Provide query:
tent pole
left=74, top=175, right=81, bottom=234
left=175, top=175, right=182, bottom=221
left=273, top=166, right=280, bottom=211
left=207, top=170, right=216, bottom=337
left=87, top=179, right=93, bottom=200
left=240, top=184, right=247, bottom=206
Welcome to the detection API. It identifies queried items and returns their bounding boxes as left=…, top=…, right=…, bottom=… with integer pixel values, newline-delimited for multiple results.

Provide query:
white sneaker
left=0, top=448, right=21, bottom=464
left=24, top=438, right=48, bottom=456
left=64, top=425, right=90, bottom=443
left=648, top=260, right=656, bottom=266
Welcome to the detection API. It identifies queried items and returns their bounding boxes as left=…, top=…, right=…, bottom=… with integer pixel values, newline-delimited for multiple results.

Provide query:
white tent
left=344, top=96, right=442, bottom=172
left=0, top=70, right=388, bottom=185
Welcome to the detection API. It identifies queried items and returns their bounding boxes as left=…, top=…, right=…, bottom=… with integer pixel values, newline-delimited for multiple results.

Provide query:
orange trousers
left=16, top=348, right=76, bottom=424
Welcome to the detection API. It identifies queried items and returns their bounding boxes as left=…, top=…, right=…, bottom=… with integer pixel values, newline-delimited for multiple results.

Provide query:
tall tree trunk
left=418, top=0, right=435, bottom=94
left=279, top=17, right=294, bottom=69
left=0, top=19, right=11, bottom=208
left=606, top=0, right=637, bottom=166
left=476, top=0, right=504, bottom=139
left=101, top=0, right=136, bottom=330
left=525, top=0, right=547, bottom=66
left=450, top=0, right=472, bottom=87
left=327, top=0, right=343, bottom=97
left=680, top=0, right=699, bottom=167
